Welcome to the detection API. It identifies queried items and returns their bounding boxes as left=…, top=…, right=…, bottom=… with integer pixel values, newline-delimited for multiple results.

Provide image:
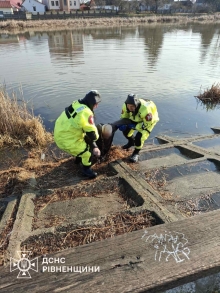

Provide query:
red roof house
left=0, top=1, right=12, bottom=8
left=10, top=0, right=22, bottom=9
left=0, top=0, right=22, bottom=11
left=0, top=1, right=13, bottom=13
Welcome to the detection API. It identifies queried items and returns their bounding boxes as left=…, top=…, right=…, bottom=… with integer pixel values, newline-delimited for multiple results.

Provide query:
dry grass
left=0, top=87, right=53, bottom=148
left=1, top=14, right=220, bottom=32
left=0, top=144, right=131, bottom=198
left=195, top=83, right=220, bottom=110
left=22, top=210, right=156, bottom=257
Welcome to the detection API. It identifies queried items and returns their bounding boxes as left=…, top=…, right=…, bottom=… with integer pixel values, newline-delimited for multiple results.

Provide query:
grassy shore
left=0, top=87, right=52, bottom=148
left=1, top=13, right=220, bottom=31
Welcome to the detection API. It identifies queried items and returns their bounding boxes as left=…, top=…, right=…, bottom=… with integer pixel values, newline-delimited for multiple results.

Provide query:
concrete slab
left=6, top=173, right=37, bottom=261
left=164, top=172, right=220, bottom=199
left=139, top=153, right=189, bottom=170
left=0, top=202, right=7, bottom=222
left=0, top=197, right=17, bottom=235
left=34, top=192, right=126, bottom=229
left=138, top=146, right=204, bottom=170
left=192, top=137, right=220, bottom=153
left=144, top=159, right=219, bottom=182
left=2, top=130, right=220, bottom=291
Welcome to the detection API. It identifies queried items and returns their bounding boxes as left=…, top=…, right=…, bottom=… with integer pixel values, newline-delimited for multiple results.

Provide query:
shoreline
left=1, top=13, right=220, bottom=33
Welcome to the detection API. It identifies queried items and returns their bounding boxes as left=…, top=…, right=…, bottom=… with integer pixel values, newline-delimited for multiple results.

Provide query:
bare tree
left=93, top=0, right=106, bottom=9
left=111, top=0, right=128, bottom=11
left=204, top=0, right=220, bottom=12
left=144, top=0, right=166, bottom=13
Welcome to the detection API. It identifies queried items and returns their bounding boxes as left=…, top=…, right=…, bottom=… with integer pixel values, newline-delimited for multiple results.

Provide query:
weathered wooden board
left=0, top=210, right=220, bottom=293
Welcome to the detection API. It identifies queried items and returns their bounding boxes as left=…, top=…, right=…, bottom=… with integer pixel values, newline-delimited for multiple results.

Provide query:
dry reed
left=1, top=14, right=220, bottom=32
left=0, top=87, right=52, bottom=147
left=195, top=83, right=220, bottom=110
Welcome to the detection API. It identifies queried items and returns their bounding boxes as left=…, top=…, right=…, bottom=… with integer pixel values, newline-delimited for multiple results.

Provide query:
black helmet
left=125, top=94, right=139, bottom=107
left=79, top=90, right=101, bottom=111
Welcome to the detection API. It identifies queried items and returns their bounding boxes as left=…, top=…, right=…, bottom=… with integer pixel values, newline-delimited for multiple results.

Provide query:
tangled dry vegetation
left=0, top=144, right=131, bottom=198
left=1, top=13, right=220, bottom=31
left=22, top=210, right=156, bottom=257
left=195, top=83, right=220, bottom=110
left=0, top=87, right=52, bottom=148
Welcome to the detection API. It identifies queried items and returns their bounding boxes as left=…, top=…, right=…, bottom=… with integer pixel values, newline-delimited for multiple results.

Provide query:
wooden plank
left=1, top=210, right=220, bottom=293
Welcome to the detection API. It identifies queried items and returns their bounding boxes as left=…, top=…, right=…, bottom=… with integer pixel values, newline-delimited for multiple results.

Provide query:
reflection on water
left=192, top=24, right=220, bottom=63
left=84, top=26, right=127, bottom=39
left=139, top=25, right=165, bottom=68
left=195, top=98, right=220, bottom=111
left=0, top=34, right=19, bottom=45
left=48, top=31, right=84, bottom=65
left=0, top=23, right=220, bottom=144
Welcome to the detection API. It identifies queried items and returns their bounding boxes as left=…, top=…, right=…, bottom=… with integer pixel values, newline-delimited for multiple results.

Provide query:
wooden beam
left=1, top=210, right=220, bottom=293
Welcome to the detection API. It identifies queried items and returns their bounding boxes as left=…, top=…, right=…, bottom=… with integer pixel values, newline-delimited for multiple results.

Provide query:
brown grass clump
left=22, top=210, right=156, bottom=257
left=0, top=87, right=53, bottom=148
left=195, top=83, right=220, bottom=110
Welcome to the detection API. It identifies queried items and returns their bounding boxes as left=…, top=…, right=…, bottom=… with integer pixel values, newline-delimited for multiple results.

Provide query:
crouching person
left=113, top=94, right=159, bottom=163
left=54, top=90, right=101, bottom=179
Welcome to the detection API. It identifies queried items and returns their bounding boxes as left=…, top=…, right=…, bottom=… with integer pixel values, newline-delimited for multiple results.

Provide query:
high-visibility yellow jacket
left=54, top=100, right=99, bottom=156
left=121, top=99, right=159, bottom=148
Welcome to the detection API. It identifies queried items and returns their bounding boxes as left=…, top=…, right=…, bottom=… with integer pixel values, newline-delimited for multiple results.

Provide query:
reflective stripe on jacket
left=54, top=100, right=99, bottom=156
left=120, top=98, right=159, bottom=134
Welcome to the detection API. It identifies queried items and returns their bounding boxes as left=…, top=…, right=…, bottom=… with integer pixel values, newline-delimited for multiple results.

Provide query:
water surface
left=0, top=23, right=219, bottom=144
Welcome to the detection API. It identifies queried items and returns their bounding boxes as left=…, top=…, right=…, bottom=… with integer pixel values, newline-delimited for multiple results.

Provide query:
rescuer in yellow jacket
left=112, top=94, right=159, bottom=163
left=54, top=90, right=101, bottom=179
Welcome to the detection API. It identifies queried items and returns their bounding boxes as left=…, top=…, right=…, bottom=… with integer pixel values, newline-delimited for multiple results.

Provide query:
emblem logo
left=10, top=251, right=38, bottom=279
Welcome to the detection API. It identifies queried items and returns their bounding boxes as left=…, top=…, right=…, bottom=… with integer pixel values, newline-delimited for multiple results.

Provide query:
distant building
left=158, top=3, right=172, bottom=11
left=0, top=1, right=14, bottom=14
left=42, top=0, right=80, bottom=11
left=22, top=0, right=46, bottom=13
left=93, top=5, right=118, bottom=10
left=195, top=0, right=206, bottom=5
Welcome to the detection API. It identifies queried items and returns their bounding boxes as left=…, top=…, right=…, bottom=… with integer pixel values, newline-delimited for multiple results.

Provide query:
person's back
left=54, top=100, right=97, bottom=153
left=54, top=90, right=101, bottom=179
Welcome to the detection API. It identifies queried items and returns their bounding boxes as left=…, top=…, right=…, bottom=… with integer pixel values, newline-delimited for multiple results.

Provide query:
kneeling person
left=114, top=94, right=159, bottom=163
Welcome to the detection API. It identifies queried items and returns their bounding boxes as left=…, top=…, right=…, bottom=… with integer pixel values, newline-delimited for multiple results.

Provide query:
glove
left=118, top=125, right=127, bottom=132
left=127, top=123, right=136, bottom=129
left=118, top=124, right=136, bottom=131
left=93, top=147, right=101, bottom=157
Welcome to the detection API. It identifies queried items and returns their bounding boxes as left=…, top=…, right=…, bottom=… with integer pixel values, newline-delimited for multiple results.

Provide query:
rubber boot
left=82, top=166, right=97, bottom=179
left=74, top=156, right=82, bottom=165
left=122, top=136, right=135, bottom=150
left=129, top=149, right=140, bottom=163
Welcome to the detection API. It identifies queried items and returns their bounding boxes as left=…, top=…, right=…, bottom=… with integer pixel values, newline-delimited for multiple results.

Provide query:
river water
left=0, top=23, right=219, bottom=145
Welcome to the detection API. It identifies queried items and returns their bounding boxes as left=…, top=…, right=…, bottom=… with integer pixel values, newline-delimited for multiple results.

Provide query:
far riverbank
left=1, top=13, right=220, bottom=32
